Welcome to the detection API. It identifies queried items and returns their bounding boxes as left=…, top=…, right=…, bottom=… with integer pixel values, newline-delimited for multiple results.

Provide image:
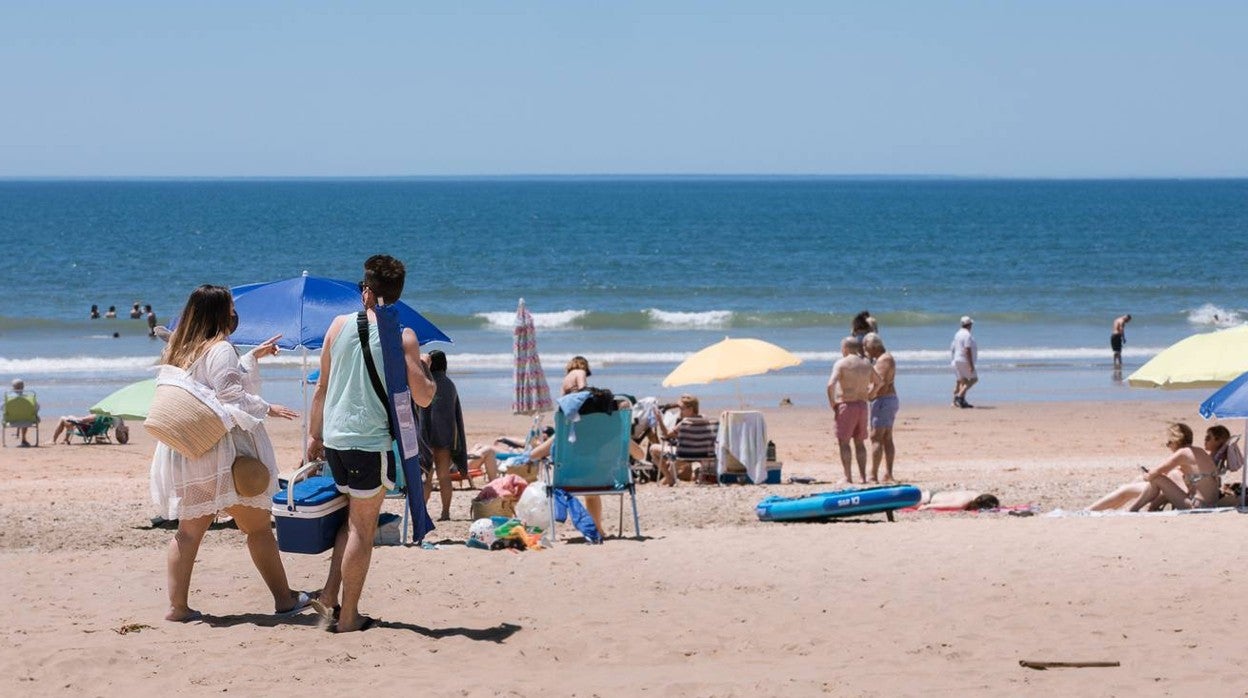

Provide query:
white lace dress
left=150, top=341, right=279, bottom=520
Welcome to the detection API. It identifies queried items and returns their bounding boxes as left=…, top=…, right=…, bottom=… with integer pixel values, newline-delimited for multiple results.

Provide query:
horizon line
left=2, top=173, right=1246, bottom=182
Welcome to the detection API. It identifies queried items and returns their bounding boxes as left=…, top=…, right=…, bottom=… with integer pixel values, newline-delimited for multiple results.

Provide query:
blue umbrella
left=229, top=273, right=451, bottom=349
left=1200, top=369, right=1248, bottom=509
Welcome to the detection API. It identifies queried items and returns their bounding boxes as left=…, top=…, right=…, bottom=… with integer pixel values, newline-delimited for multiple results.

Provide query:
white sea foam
left=1186, top=303, right=1243, bottom=328
left=0, top=356, right=160, bottom=374
left=475, top=309, right=589, bottom=329
left=0, top=345, right=1171, bottom=377
left=645, top=309, right=733, bottom=328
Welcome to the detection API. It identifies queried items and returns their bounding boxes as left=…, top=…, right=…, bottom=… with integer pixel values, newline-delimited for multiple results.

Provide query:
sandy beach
left=2, top=399, right=1245, bottom=696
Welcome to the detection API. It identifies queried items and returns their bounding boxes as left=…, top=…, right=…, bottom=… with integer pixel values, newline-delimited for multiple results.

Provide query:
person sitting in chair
left=648, top=394, right=706, bottom=487
left=7, top=379, right=39, bottom=447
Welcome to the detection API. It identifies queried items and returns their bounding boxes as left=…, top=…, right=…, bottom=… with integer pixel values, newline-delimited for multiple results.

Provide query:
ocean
left=1, top=177, right=1245, bottom=416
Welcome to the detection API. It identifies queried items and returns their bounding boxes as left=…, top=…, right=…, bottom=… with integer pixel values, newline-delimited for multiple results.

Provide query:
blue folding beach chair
left=544, top=408, right=640, bottom=543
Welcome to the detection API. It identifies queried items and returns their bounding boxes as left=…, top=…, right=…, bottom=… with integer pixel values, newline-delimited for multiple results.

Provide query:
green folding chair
left=72, top=415, right=115, bottom=444
left=3, top=391, right=40, bottom=447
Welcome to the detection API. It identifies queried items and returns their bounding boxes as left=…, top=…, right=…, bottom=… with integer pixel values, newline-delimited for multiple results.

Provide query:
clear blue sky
left=2, top=1, right=1245, bottom=177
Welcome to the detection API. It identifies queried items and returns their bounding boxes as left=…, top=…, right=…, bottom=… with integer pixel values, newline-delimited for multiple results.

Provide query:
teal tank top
left=323, top=316, right=392, bottom=452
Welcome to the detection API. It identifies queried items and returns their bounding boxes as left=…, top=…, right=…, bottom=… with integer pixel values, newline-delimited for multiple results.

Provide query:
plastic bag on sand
left=515, top=480, right=548, bottom=528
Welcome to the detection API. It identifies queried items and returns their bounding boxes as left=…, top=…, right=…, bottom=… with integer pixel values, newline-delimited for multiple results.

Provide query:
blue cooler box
left=272, top=476, right=347, bottom=554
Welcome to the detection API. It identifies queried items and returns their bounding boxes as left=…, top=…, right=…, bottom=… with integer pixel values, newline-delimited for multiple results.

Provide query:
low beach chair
left=543, top=408, right=640, bottom=542
left=3, top=391, right=40, bottom=447
left=71, top=415, right=115, bottom=444
left=659, top=417, right=719, bottom=484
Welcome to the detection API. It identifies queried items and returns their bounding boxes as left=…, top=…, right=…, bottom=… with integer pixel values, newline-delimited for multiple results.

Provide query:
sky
left=1, top=1, right=1245, bottom=178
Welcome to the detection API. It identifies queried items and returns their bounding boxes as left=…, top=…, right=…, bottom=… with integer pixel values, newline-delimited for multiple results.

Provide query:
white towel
left=717, top=410, right=767, bottom=484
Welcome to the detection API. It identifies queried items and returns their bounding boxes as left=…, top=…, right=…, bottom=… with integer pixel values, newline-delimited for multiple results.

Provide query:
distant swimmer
left=145, top=304, right=157, bottom=337
left=1111, top=314, right=1131, bottom=368
left=90, top=304, right=100, bottom=319
left=105, top=305, right=117, bottom=319
left=129, top=302, right=142, bottom=319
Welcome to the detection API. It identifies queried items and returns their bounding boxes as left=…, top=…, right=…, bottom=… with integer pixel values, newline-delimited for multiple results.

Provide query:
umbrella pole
left=1241, top=420, right=1247, bottom=511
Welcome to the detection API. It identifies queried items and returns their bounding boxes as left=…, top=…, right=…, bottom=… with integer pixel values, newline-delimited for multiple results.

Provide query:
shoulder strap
left=357, top=311, right=395, bottom=436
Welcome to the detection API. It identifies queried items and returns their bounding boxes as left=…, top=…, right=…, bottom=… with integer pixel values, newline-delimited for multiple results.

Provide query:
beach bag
left=579, top=387, right=618, bottom=416
left=114, top=422, right=130, bottom=445
left=145, top=383, right=228, bottom=458
left=230, top=428, right=272, bottom=498
left=471, top=496, right=516, bottom=520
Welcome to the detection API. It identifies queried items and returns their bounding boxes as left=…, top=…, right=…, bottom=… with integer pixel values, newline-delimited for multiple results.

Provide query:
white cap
left=960, top=315, right=974, bottom=326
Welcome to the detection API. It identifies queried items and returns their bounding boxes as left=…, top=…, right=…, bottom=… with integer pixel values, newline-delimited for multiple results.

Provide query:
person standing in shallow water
left=1111, top=314, right=1131, bottom=368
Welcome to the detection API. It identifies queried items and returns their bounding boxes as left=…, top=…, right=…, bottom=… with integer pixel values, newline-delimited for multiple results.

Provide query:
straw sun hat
left=144, top=384, right=228, bottom=458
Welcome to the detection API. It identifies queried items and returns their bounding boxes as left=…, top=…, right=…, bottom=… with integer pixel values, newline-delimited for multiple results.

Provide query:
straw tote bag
left=145, top=382, right=229, bottom=459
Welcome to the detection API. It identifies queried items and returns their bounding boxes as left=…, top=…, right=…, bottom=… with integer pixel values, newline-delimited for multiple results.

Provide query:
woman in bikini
left=1128, top=422, right=1220, bottom=511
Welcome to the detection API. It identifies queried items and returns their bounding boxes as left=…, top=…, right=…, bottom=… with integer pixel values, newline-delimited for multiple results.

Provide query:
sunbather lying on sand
left=918, top=490, right=999, bottom=510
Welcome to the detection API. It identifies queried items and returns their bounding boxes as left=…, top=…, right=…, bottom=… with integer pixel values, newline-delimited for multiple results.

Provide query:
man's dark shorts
left=1111, top=333, right=1124, bottom=353
left=326, top=447, right=396, bottom=498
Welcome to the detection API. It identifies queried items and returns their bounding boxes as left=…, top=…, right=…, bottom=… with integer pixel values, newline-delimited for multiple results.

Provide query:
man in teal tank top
left=306, top=254, right=436, bottom=633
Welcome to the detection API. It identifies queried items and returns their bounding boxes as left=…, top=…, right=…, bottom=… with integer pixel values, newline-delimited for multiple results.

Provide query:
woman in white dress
left=150, top=284, right=306, bottom=622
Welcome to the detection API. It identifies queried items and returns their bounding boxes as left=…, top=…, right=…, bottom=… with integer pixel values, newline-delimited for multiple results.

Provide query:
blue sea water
left=1, top=177, right=1245, bottom=415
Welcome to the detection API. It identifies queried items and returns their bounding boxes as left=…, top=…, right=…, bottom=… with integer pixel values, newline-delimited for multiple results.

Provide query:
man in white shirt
left=950, top=316, right=978, bottom=409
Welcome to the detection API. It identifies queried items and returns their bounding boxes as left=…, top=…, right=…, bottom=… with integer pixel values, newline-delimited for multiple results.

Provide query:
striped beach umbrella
left=513, top=298, right=553, bottom=415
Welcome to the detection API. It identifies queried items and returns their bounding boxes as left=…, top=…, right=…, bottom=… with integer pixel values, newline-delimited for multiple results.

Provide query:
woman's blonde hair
left=566, top=355, right=591, bottom=376
left=1167, top=422, right=1193, bottom=448
left=162, top=285, right=234, bottom=369
left=678, top=393, right=699, bottom=414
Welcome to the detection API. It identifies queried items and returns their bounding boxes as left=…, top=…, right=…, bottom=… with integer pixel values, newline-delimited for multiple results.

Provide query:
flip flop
left=170, top=609, right=204, bottom=623
left=274, top=591, right=313, bottom=617
left=326, top=615, right=379, bottom=633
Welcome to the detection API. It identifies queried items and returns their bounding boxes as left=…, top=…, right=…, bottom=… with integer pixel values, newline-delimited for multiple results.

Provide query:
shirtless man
left=1111, top=314, right=1131, bottom=368
left=827, top=336, right=875, bottom=484
left=863, top=332, right=898, bottom=483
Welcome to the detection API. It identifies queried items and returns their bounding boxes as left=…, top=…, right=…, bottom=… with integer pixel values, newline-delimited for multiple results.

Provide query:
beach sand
left=2, top=400, right=1245, bottom=696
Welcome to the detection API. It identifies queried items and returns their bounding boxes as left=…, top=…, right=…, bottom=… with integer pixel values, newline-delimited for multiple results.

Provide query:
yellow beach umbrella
left=1127, top=325, right=1248, bottom=389
left=662, top=337, right=802, bottom=387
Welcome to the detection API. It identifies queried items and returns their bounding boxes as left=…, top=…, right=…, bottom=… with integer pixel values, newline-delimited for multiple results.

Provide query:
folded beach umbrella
left=1199, top=370, right=1248, bottom=509
left=1127, top=325, right=1248, bottom=389
left=662, top=337, right=802, bottom=387
left=89, top=378, right=156, bottom=420
left=513, top=298, right=553, bottom=416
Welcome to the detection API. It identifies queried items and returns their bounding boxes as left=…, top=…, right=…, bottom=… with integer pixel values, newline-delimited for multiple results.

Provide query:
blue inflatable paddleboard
left=756, top=484, right=922, bottom=522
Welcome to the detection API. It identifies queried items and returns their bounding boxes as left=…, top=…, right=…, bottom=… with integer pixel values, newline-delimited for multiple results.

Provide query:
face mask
left=229, top=311, right=239, bottom=334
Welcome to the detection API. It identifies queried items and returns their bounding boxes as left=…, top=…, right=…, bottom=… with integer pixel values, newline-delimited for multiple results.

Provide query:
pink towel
left=478, top=474, right=528, bottom=502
